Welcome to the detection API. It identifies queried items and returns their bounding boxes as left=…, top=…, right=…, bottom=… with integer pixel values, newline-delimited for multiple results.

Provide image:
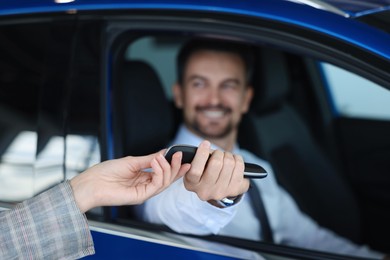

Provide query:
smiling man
left=174, top=43, right=253, bottom=152
left=136, top=38, right=385, bottom=259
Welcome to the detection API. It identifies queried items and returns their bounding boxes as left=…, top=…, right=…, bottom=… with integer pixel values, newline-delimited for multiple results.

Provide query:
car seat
left=238, top=48, right=361, bottom=242
left=112, top=59, right=177, bottom=221
left=112, top=60, right=176, bottom=158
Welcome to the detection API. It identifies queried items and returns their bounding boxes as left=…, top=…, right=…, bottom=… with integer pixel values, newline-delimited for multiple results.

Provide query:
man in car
left=136, top=38, right=385, bottom=258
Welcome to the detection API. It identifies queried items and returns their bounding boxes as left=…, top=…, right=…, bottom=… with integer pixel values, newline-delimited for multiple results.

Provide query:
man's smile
left=196, top=106, right=231, bottom=120
left=202, top=109, right=225, bottom=119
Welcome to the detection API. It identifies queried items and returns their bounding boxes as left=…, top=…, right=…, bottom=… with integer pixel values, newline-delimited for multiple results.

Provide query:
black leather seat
left=113, top=60, right=176, bottom=158
left=112, top=59, right=177, bottom=220
left=238, top=48, right=361, bottom=242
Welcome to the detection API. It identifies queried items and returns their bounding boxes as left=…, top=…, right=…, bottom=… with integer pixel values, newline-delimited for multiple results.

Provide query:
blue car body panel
left=1, top=0, right=390, bottom=16
left=86, top=230, right=238, bottom=260
left=1, top=0, right=389, bottom=61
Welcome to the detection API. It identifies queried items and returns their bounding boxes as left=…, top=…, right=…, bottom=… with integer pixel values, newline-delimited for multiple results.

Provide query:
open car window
left=108, top=27, right=390, bottom=257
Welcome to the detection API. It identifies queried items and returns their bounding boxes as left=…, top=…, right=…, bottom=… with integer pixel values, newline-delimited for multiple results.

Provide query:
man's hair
left=176, top=38, right=254, bottom=86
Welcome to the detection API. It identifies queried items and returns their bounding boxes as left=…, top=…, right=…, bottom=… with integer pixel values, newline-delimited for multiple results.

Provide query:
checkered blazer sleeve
left=0, top=181, right=95, bottom=259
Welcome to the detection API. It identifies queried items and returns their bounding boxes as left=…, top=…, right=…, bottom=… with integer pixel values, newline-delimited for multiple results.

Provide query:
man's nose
left=208, top=87, right=221, bottom=105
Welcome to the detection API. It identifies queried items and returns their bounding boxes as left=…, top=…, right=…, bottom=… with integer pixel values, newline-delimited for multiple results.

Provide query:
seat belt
left=248, top=179, right=274, bottom=243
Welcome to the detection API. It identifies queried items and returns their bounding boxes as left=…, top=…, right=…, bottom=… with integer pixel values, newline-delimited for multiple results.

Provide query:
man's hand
left=183, top=140, right=250, bottom=205
left=70, top=151, right=190, bottom=213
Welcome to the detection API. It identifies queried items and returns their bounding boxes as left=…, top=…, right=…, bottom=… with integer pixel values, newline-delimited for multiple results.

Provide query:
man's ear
left=172, top=83, right=183, bottom=109
left=242, top=86, right=254, bottom=113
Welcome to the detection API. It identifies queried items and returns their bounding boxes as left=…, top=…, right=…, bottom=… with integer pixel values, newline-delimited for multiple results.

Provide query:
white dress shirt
left=137, top=125, right=383, bottom=259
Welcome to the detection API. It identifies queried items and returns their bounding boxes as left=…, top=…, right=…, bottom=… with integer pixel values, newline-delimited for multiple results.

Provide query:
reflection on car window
left=0, top=131, right=37, bottom=201
left=0, top=21, right=102, bottom=203
left=0, top=132, right=100, bottom=202
left=321, top=62, right=390, bottom=120
left=65, top=135, right=101, bottom=179
left=1, top=131, right=36, bottom=164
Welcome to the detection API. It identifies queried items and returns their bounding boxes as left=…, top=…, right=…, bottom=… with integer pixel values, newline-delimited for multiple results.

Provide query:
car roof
left=290, top=0, right=390, bottom=17
left=1, top=0, right=389, bottom=17
left=1, top=0, right=390, bottom=60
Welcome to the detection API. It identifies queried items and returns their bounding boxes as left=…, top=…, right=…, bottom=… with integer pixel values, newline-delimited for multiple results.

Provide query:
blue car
left=1, top=0, right=389, bottom=259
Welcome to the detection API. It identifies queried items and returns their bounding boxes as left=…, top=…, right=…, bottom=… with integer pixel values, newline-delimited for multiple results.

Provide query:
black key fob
left=164, top=144, right=267, bottom=179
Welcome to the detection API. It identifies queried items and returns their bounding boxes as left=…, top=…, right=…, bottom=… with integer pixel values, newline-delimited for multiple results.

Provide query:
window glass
left=0, top=21, right=102, bottom=203
left=65, top=135, right=100, bottom=178
left=64, top=21, right=102, bottom=216
left=0, top=24, right=42, bottom=202
left=64, top=21, right=102, bottom=175
left=320, top=62, right=390, bottom=120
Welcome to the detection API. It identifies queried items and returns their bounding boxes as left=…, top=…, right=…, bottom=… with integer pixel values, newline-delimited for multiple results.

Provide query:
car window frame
left=100, top=11, right=390, bottom=259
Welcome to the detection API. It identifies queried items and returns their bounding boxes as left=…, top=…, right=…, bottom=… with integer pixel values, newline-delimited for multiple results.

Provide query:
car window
left=321, top=62, right=390, bottom=120
left=0, top=21, right=102, bottom=204
left=108, top=27, right=390, bottom=256
left=0, top=23, right=43, bottom=202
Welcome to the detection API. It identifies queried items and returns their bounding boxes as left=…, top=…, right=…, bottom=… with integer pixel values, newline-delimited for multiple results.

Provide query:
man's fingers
left=185, top=140, right=211, bottom=184
left=201, top=150, right=224, bottom=185
left=229, top=154, right=249, bottom=196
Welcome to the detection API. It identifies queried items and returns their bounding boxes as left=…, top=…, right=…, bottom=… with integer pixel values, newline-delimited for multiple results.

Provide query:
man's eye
left=222, top=83, right=237, bottom=90
left=191, top=81, right=205, bottom=88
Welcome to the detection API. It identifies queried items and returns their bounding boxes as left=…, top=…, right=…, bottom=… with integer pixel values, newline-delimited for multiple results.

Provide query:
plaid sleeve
left=0, top=181, right=95, bottom=260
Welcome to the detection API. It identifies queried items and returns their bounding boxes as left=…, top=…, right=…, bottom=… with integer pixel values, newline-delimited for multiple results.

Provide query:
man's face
left=173, top=50, right=253, bottom=139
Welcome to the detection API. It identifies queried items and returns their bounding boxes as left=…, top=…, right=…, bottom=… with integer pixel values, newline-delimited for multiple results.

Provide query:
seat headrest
left=251, top=49, right=290, bottom=114
left=114, top=60, right=175, bottom=156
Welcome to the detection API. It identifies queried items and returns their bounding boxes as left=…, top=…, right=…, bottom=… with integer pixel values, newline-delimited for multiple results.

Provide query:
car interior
left=109, top=33, right=386, bottom=255
left=113, top=59, right=177, bottom=158
left=237, top=47, right=361, bottom=243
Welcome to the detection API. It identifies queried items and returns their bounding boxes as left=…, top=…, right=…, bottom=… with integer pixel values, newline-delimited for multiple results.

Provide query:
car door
left=319, top=61, right=390, bottom=251
left=103, top=6, right=390, bottom=258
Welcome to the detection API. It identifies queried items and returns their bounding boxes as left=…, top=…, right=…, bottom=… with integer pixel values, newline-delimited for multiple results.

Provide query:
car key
left=164, top=144, right=267, bottom=179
